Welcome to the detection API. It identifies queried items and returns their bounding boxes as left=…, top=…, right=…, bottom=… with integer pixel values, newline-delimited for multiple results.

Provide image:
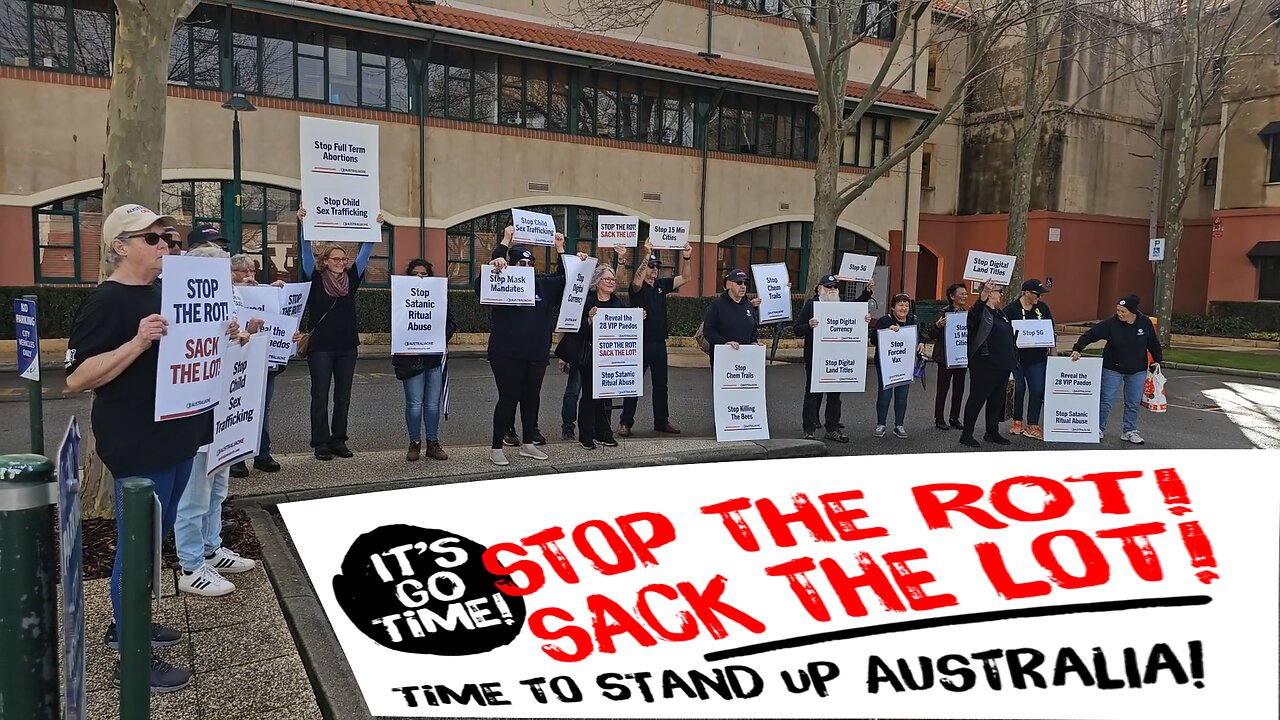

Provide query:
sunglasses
left=515, top=259, right=534, bottom=266
left=128, top=232, right=165, bottom=246
left=647, top=262, right=661, bottom=269
left=729, top=280, right=747, bottom=286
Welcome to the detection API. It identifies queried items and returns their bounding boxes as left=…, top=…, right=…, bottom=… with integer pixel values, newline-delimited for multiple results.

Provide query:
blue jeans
left=1100, top=368, right=1145, bottom=434
left=1013, top=361, right=1047, bottom=425
left=403, top=364, right=444, bottom=443
left=257, top=369, right=279, bottom=460
left=875, top=366, right=910, bottom=427
left=175, top=451, right=230, bottom=573
left=111, top=458, right=195, bottom=628
left=561, top=364, right=581, bottom=430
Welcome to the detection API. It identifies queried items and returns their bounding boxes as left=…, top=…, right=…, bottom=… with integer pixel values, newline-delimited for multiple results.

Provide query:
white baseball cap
left=102, top=204, right=178, bottom=245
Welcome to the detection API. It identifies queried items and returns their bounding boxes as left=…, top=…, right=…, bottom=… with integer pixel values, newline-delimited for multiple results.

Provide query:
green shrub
left=1172, top=313, right=1255, bottom=338
left=0, top=286, right=95, bottom=340
left=1209, top=301, right=1280, bottom=333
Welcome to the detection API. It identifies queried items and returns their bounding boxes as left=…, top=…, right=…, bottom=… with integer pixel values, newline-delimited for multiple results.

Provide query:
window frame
left=32, top=201, right=82, bottom=284
left=1260, top=257, right=1280, bottom=301
left=921, top=142, right=936, bottom=189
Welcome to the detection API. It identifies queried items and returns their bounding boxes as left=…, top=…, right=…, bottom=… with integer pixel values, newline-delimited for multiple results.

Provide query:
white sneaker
left=519, top=444, right=549, bottom=460
left=178, top=564, right=235, bottom=597
left=489, top=449, right=509, bottom=466
left=1121, top=431, right=1145, bottom=445
left=873, top=425, right=887, bottom=438
left=207, top=547, right=256, bottom=574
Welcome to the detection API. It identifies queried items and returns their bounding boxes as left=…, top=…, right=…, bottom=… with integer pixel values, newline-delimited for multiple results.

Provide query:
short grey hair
left=187, top=245, right=229, bottom=259
left=589, top=265, right=615, bottom=290
left=230, top=253, right=257, bottom=272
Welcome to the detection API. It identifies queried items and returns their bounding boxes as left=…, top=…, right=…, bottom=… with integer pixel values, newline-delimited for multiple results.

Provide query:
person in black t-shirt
left=619, top=239, right=693, bottom=436
left=1004, top=278, right=1055, bottom=440
left=65, top=203, right=233, bottom=693
left=960, top=280, right=1018, bottom=448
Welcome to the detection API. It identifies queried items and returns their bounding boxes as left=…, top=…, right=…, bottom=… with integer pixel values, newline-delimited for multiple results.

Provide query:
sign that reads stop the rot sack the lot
left=278, top=449, right=1280, bottom=719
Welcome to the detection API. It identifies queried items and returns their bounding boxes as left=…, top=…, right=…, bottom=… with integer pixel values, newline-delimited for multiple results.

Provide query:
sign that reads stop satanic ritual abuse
left=875, top=325, right=917, bottom=388
left=299, top=116, right=381, bottom=243
left=480, top=265, right=536, bottom=307
left=156, top=255, right=233, bottom=421
left=392, top=276, right=449, bottom=355
left=750, top=263, right=791, bottom=324
left=945, top=311, right=968, bottom=369
left=277, top=449, right=1280, bottom=719
left=207, top=333, right=270, bottom=476
left=809, top=301, right=868, bottom=394
left=963, top=250, right=1017, bottom=286
left=649, top=220, right=690, bottom=250
left=1043, top=356, right=1103, bottom=444
left=555, top=256, right=598, bottom=333
left=597, top=216, right=639, bottom=248
left=713, top=342, right=769, bottom=442
left=592, top=308, right=643, bottom=399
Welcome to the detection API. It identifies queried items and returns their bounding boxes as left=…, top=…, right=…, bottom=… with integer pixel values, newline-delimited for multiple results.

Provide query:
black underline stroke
left=702, top=594, right=1212, bottom=662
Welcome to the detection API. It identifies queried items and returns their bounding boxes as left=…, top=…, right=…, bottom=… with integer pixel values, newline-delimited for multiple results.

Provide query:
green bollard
left=0, top=454, right=60, bottom=720
left=119, top=479, right=155, bottom=720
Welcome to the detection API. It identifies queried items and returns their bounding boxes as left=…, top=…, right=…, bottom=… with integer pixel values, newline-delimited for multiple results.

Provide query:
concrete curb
left=1158, top=361, right=1280, bottom=381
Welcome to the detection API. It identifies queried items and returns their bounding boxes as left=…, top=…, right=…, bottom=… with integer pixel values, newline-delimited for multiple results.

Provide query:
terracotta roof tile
left=932, top=0, right=969, bottom=16
left=302, top=0, right=938, bottom=112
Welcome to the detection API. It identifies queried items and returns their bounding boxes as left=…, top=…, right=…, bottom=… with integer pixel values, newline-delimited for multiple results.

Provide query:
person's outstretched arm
left=297, top=209, right=315, bottom=279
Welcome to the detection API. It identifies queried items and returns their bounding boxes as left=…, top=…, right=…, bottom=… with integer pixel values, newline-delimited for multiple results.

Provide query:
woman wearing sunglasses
left=394, top=259, right=458, bottom=462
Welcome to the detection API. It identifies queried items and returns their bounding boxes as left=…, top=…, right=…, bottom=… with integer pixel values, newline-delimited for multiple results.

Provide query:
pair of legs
left=934, top=364, right=966, bottom=424
left=308, top=348, right=358, bottom=450
left=802, top=363, right=842, bottom=433
left=1100, top=368, right=1145, bottom=434
left=110, top=458, right=194, bottom=629
left=1012, top=361, right=1048, bottom=425
left=174, top=453, right=229, bottom=574
left=257, top=369, right=279, bottom=461
left=962, top=363, right=1012, bottom=439
left=490, top=356, right=547, bottom=449
left=577, top=372, right=616, bottom=446
left=874, top=366, right=910, bottom=428
left=403, top=364, right=444, bottom=443
left=620, top=340, right=670, bottom=429
left=561, top=364, right=581, bottom=433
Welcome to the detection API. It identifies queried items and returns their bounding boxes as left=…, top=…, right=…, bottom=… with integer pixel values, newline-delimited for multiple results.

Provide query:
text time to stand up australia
left=170, top=278, right=228, bottom=384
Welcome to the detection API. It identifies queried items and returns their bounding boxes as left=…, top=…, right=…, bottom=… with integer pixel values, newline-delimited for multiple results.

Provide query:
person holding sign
left=297, top=206, right=383, bottom=461
left=794, top=275, right=874, bottom=442
left=393, top=259, right=458, bottom=462
left=571, top=263, right=645, bottom=449
left=927, top=283, right=970, bottom=430
left=1004, top=279, right=1055, bottom=440
left=870, top=294, right=925, bottom=438
left=1070, top=294, right=1163, bottom=445
left=701, top=269, right=761, bottom=361
left=619, top=240, right=693, bottom=437
left=228, top=253, right=295, bottom=478
left=64, top=203, right=220, bottom=693
left=960, top=280, right=1017, bottom=448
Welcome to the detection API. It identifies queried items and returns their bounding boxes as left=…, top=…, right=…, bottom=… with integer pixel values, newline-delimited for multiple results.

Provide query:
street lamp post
left=221, top=88, right=256, bottom=256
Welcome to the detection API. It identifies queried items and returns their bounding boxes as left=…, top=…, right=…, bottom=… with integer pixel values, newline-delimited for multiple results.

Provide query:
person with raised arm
left=618, top=238, right=692, bottom=437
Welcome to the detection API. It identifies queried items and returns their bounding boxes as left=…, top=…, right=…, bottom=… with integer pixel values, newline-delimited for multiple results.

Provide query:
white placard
left=511, top=209, right=557, bottom=247
left=233, top=285, right=282, bottom=315
left=1149, top=237, right=1166, bottom=261
left=649, top=219, right=690, bottom=249
left=596, top=216, right=639, bottom=248
left=945, top=311, right=968, bottom=369
left=962, top=250, right=1017, bottom=285
left=280, top=282, right=312, bottom=318
left=750, top=263, right=792, bottom=324
left=299, top=116, right=381, bottom=243
left=555, top=256, right=598, bottom=333
left=155, top=255, right=232, bottom=421
left=876, top=325, right=918, bottom=389
left=713, top=342, right=769, bottom=441
left=278, top=449, right=1280, bottom=719
left=256, top=311, right=300, bottom=367
left=809, top=301, right=869, bottom=393
left=836, top=253, right=877, bottom=283
left=479, top=265, right=536, bottom=307
left=1013, top=319, right=1056, bottom=349
left=392, top=277, right=448, bottom=354
left=207, top=333, right=270, bottom=476
left=592, top=308, right=643, bottom=399
left=1043, top=356, right=1102, bottom=443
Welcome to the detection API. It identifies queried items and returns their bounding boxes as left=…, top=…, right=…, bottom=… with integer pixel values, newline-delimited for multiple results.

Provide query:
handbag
left=554, top=332, right=589, bottom=368
left=296, top=297, right=338, bottom=359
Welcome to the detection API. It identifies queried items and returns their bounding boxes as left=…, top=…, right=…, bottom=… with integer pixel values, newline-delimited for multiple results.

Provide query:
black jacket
left=573, top=292, right=626, bottom=370
left=968, top=302, right=1017, bottom=372
left=1004, top=299, right=1055, bottom=367
left=793, top=289, right=873, bottom=367
left=1072, top=313, right=1163, bottom=375
left=391, top=310, right=458, bottom=379
left=474, top=244, right=566, bottom=363
left=702, top=291, right=758, bottom=360
left=927, top=301, right=967, bottom=364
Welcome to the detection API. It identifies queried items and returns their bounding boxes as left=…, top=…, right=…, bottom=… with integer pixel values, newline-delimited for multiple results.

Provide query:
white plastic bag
left=1142, top=365, right=1167, bottom=413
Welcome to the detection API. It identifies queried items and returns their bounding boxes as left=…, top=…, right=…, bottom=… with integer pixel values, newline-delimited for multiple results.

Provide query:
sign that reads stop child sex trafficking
left=512, top=210, right=557, bottom=247
left=592, top=308, right=643, bottom=399
left=156, top=255, right=233, bottom=421
left=299, top=116, right=381, bottom=243
left=278, top=449, right=1280, bottom=719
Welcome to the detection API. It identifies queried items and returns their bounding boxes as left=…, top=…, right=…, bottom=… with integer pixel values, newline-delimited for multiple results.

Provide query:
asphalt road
left=2, top=358, right=1278, bottom=457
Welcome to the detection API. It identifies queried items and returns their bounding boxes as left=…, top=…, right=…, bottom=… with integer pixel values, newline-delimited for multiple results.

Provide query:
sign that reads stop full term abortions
left=156, top=255, right=233, bottom=421
left=299, top=116, right=381, bottom=244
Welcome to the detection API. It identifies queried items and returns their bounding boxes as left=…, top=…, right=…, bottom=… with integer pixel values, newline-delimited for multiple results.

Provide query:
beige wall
left=1219, top=98, right=1277, bottom=211
left=1056, top=113, right=1159, bottom=217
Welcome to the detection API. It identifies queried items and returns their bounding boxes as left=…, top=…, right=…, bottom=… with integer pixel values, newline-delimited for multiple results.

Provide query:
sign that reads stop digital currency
left=809, top=301, right=869, bottom=393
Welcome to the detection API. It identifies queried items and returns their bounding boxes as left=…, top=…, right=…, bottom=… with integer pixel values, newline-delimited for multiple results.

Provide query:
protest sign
left=480, top=265, right=536, bottom=307
left=279, top=449, right=1280, bottom=719
left=649, top=220, right=690, bottom=250
left=281, top=282, right=312, bottom=317
left=207, top=334, right=270, bottom=476
left=512, top=209, right=557, bottom=247
left=1014, top=319, right=1056, bottom=349
left=256, top=310, right=300, bottom=366
left=809, top=301, right=868, bottom=393
left=836, top=253, right=877, bottom=283
left=713, top=343, right=769, bottom=441
left=945, top=312, right=968, bottom=369
left=1043, top=356, right=1102, bottom=444
left=875, top=325, right=917, bottom=388
left=750, top=263, right=792, bottom=324
left=58, top=417, right=85, bottom=720
left=156, top=255, right=232, bottom=421
left=556, top=256, right=598, bottom=333
left=392, top=276, right=449, bottom=355
left=300, top=116, right=381, bottom=243
left=597, top=216, right=639, bottom=248
left=233, top=285, right=282, bottom=315
left=963, top=250, right=1017, bottom=285
left=592, top=308, right=643, bottom=399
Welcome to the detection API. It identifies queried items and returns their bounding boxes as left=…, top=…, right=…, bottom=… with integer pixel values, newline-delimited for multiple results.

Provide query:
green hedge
left=1171, top=313, right=1255, bottom=338
left=0, top=286, right=94, bottom=340
left=1209, top=302, right=1280, bottom=333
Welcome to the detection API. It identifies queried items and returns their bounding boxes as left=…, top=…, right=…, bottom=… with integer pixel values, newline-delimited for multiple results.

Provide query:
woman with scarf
left=869, top=293, right=927, bottom=439
left=571, top=260, right=642, bottom=450
left=297, top=206, right=382, bottom=461
left=927, top=282, right=970, bottom=430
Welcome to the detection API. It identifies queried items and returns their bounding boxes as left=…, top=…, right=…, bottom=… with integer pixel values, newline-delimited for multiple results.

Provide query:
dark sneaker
left=502, top=430, right=519, bottom=447
left=331, top=442, right=354, bottom=458
left=561, top=425, right=575, bottom=441
left=599, top=435, right=619, bottom=448
left=618, top=425, right=633, bottom=437
left=424, top=440, right=449, bottom=461
left=579, top=440, right=597, bottom=450
left=804, top=431, right=816, bottom=440
left=252, top=457, right=281, bottom=473
left=112, top=655, right=191, bottom=694
left=984, top=433, right=1012, bottom=446
left=935, top=419, right=949, bottom=430
left=823, top=430, right=850, bottom=443
left=228, top=462, right=249, bottom=478
left=959, top=435, right=980, bottom=448
left=313, top=447, right=333, bottom=461
left=949, top=419, right=963, bottom=430
left=103, top=622, right=181, bottom=650
left=531, top=430, right=548, bottom=446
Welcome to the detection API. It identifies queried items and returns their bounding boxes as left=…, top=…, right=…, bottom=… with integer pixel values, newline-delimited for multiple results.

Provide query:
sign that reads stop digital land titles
left=963, top=250, right=1017, bottom=286
left=277, top=449, right=1280, bottom=719
left=649, top=219, right=690, bottom=249
left=155, top=255, right=233, bottom=421
left=809, top=301, right=868, bottom=394
left=592, top=308, right=643, bottom=399
left=300, top=116, right=381, bottom=243
left=597, top=216, right=640, bottom=248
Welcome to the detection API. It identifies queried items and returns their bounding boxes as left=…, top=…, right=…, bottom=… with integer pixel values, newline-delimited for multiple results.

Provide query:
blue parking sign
left=13, top=298, right=39, bottom=382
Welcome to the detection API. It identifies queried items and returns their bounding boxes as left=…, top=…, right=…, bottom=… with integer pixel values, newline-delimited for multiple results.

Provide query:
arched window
left=715, top=222, right=885, bottom=293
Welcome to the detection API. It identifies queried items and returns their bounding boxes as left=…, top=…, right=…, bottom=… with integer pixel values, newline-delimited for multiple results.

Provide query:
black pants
left=935, top=364, right=967, bottom=423
left=576, top=368, right=615, bottom=444
left=963, top=363, right=1011, bottom=438
left=308, top=348, right=358, bottom=448
left=620, top=339, right=670, bottom=428
left=802, top=363, right=842, bottom=432
left=490, top=357, right=547, bottom=449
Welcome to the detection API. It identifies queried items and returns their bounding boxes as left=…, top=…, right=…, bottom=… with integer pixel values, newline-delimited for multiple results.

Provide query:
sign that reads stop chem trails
left=713, top=343, right=769, bottom=442
left=750, top=263, right=791, bottom=324
left=480, top=265, right=536, bottom=307
left=512, top=209, right=557, bottom=247
left=156, top=255, right=233, bottom=421
left=278, top=449, right=1280, bottom=719
left=392, top=276, right=449, bottom=355
left=809, top=301, right=868, bottom=393
left=592, top=308, right=643, bottom=399
left=1043, top=356, right=1102, bottom=444
left=836, top=253, right=877, bottom=283
left=649, top=219, right=690, bottom=250
left=299, top=116, right=381, bottom=243
left=963, top=250, right=1017, bottom=286
left=597, top=216, right=639, bottom=248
